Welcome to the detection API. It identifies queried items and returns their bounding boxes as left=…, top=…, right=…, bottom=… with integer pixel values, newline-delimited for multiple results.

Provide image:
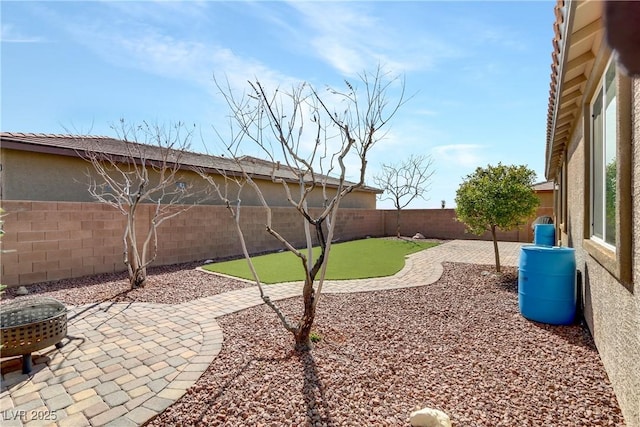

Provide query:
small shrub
left=310, top=331, right=322, bottom=343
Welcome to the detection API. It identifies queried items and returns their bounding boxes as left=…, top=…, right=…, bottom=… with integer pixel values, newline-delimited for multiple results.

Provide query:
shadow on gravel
left=189, top=352, right=296, bottom=425
left=492, top=268, right=597, bottom=352
left=529, top=320, right=598, bottom=352
left=298, top=350, right=335, bottom=426
left=494, top=271, right=519, bottom=294
left=493, top=267, right=597, bottom=352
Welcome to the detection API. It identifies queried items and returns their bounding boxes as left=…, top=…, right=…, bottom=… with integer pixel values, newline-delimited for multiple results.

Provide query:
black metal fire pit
left=1, top=297, right=67, bottom=374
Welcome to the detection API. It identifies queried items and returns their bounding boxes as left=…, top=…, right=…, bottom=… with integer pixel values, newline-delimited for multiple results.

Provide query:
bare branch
left=205, top=67, right=405, bottom=350
left=374, top=154, right=436, bottom=209
left=78, top=120, right=209, bottom=289
left=373, top=154, right=435, bottom=237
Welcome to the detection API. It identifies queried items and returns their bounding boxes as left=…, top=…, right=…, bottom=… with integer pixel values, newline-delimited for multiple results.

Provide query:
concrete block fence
left=386, top=207, right=554, bottom=243
left=0, top=201, right=551, bottom=287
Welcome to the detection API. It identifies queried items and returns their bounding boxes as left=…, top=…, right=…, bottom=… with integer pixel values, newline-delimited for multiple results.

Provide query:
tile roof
left=1, top=132, right=380, bottom=193
left=532, top=180, right=555, bottom=191
left=545, top=0, right=604, bottom=180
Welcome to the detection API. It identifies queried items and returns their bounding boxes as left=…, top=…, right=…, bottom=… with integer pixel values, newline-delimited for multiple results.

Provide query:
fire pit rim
left=1, top=296, right=68, bottom=371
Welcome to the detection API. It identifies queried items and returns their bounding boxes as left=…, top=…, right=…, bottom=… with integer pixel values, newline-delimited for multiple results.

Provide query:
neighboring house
left=0, top=132, right=380, bottom=209
left=529, top=181, right=555, bottom=242
left=546, top=1, right=638, bottom=425
left=532, top=180, right=554, bottom=209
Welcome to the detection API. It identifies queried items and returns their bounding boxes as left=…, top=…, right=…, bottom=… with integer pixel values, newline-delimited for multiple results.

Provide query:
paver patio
left=0, top=240, right=523, bottom=426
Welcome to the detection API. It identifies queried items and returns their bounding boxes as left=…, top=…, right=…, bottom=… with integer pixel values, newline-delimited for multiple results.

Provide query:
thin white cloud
left=283, top=2, right=381, bottom=75
left=481, top=29, right=526, bottom=51
left=1, top=23, right=46, bottom=43
left=112, top=0, right=208, bottom=18
left=75, top=22, right=387, bottom=174
left=283, top=2, right=458, bottom=76
left=414, top=109, right=439, bottom=117
left=447, top=12, right=530, bottom=54
left=38, top=4, right=308, bottom=157
left=60, top=20, right=293, bottom=98
left=431, top=144, right=485, bottom=168
left=25, top=1, right=291, bottom=97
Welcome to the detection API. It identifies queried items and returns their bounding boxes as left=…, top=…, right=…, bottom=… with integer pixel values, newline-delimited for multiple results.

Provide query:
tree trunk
left=130, top=267, right=147, bottom=289
left=294, top=315, right=314, bottom=352
left=295, top=278, right=317, bottom=351
left=491, top=225, right=501, bottom=273
left=396, top=208, right=401, bottom=238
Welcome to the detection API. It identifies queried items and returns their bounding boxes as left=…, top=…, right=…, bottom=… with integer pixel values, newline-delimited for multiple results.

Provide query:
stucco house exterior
left=532, top=180, right=554, bottom=209
left=546, top=1, right=638, bottom=425
left=0, top=132, right=380, bottom=209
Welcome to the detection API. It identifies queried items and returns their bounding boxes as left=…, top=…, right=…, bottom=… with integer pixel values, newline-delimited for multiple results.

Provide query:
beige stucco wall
left=0, top=149, right=376, bottom=209
left=560, top=79, right=640, bottom=427
left=560, top=116, right=587, bottom=266
left=628, top=78, right=640, bottom=427
left=535, top=190, right=554, bottom=208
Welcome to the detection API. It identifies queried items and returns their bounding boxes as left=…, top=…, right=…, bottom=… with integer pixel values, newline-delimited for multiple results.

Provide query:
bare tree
left=80, top=120, right=204, bottom=289
left=373, top=154, right=435, bottom=237
left=201, top=67, right=405, bottom=351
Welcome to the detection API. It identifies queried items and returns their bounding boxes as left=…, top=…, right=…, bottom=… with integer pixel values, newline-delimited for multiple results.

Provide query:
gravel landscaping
left=1, top=261, right=252, bottom=305
left=2, top=261, right=624, bottom=426
left=147, top=262, right=624, bottom=427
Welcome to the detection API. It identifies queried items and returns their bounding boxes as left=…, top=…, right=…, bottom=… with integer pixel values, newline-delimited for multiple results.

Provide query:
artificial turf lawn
left=202, top=238, right=438, bottom=284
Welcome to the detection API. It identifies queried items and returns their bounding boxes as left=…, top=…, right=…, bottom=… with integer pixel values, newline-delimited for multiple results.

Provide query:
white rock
left=409, top=407, right=452, bottom=427
left=204, top=259, right=214, bottom=264
left=412, top=233, right=425, bottom=239
left=16, top=286, right=29, bottom=295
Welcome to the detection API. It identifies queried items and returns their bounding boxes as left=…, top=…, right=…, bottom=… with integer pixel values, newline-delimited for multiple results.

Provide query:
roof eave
left=1, top=133, right=382, bottom=194
left=545, top=0, right=604, bottom=182
left=546, top=0, right=576, bottom=181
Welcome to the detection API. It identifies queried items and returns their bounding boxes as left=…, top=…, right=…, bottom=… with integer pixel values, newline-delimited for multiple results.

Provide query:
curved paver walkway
left=0, top=240, right=523, bottom=426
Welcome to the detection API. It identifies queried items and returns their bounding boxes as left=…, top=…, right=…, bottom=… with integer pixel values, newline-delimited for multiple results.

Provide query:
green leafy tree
left=605, top=159, right=616, bottom=244
left=455, top=163, right=539, bottom=272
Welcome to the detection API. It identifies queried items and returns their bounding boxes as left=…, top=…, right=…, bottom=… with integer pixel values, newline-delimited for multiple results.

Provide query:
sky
left=1, top=0, right=555, bottom=209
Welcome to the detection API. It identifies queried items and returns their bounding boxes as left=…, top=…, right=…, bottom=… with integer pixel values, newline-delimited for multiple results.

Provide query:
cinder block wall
left=1, top=201, right=550, bottom=287
left=0, top=201, right=386, bottom=287
left=382, top=208, right=552, bottom=243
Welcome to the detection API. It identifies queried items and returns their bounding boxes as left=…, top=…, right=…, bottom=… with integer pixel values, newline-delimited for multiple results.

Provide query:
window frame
left=589, top=59, right=617, bottom=251
left=555, top=158, right=568, bottom=239
left=582, top=55, right=633, bottom=291
left=561, top=156, right=568, bottom=233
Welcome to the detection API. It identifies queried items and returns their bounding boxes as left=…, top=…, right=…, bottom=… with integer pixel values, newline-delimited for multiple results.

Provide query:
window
left=590, top=60, right=616, bottom=248
left=555, top=174, right=562, bottom=227
left=555, top=164, right=566, bottom=232
left=561, top=158, right=567, bottom=230
left=584, top=56, right=632, bottom=289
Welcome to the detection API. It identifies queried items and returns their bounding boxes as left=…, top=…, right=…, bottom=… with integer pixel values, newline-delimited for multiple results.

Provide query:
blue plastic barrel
left=534, top=224, right=555, bottom=246
left=518, top=245, right=576, bottom=325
